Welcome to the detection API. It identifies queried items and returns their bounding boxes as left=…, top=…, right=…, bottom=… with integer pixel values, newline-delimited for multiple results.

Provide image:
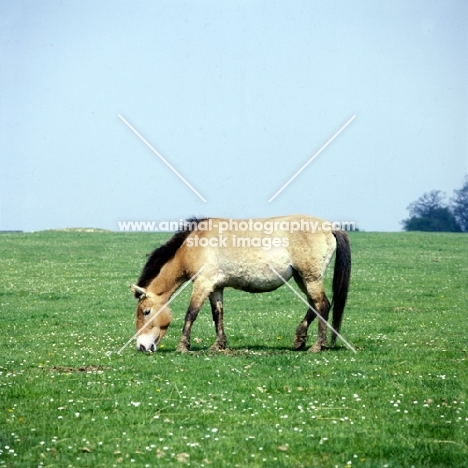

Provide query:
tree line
left=402, top=175, right=468, bottom=232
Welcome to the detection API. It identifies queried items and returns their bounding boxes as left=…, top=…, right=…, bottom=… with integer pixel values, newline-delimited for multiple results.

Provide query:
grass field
left=0, top=230, right=467, bottom=467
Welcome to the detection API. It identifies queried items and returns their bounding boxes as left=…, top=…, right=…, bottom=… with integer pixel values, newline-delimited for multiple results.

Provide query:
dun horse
left=131, top=215, right=351, bottom=353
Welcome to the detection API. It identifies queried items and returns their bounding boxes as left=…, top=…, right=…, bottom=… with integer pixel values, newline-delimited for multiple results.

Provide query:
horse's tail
left=331, top=229, right=351, bottom=346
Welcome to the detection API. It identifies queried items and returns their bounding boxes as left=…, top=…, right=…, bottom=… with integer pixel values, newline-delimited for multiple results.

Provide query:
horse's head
left=131, top=285, right=172, bottom=352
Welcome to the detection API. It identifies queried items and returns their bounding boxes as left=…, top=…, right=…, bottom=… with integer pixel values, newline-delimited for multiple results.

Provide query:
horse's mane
left=136, top=217, right=207, bottom=289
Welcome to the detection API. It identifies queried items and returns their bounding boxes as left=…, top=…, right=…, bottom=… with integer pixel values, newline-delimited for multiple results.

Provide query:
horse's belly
left=217, top=251, right=293, bottom=292
left=234, top=270, right=292, bottom=293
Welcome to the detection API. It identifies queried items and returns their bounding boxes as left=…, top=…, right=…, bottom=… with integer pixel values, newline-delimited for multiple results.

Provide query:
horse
left=131, top=215, right=351, bottom=353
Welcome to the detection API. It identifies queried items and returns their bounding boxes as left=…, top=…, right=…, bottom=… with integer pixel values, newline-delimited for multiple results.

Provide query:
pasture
left=0, top=230, right=467, bottom=467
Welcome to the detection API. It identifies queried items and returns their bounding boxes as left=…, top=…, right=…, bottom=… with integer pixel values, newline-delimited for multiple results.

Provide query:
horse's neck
left=147, top=257, right=186, bottom=299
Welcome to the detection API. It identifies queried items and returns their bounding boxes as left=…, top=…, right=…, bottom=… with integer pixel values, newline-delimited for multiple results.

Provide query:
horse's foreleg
left=176, top=286, right=209, bottom=353
left=209, top=290, right=227, bottom=351
left=176, top=306, right=201, bottom=352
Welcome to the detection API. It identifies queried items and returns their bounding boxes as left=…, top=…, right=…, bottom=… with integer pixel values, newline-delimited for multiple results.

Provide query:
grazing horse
left=131, top=215, right=351, bottom=353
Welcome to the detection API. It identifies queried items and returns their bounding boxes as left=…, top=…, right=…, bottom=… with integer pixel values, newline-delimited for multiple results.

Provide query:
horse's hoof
left=293, top=340, right=306, bottom=351
left=209, top=341, right=227, bottom=352
left=308, top=343, right=322, bottom=353
left=176, top=344, right=190, bottom=353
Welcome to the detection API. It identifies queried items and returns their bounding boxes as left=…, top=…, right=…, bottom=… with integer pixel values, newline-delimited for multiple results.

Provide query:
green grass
left=0, top=231, right=467, bottom=467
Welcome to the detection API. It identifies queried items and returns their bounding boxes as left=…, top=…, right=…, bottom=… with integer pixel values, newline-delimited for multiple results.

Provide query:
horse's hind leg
left=293, top=275, right=330, bottom=353
left=307, top=282, right=331, bottom=353
left=209, top=290, right=227, bottom=351
left=293, top=296, right=316, bottom=350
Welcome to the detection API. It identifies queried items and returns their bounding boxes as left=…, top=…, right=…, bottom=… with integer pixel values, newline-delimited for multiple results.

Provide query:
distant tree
left=406, top=190, right=445, bottom=218
left=451, top=175, right=468, bottom=232
left=402, top=190, right=461, bottom=232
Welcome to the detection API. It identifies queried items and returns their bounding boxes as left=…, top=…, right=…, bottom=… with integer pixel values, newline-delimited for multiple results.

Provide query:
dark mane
left=136, top=217, right=207, bottom=289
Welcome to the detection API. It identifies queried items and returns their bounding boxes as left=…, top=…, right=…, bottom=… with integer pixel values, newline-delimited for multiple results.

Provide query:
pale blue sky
left=1, top=0, right=467, bottom=231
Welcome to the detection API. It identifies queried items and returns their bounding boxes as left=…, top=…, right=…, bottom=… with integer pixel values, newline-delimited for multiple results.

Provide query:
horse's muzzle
left=138, top=343, right=155, bottom=352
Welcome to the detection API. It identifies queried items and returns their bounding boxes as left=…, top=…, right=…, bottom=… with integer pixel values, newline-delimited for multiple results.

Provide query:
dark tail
left=331, top=230, right=351, bottom=346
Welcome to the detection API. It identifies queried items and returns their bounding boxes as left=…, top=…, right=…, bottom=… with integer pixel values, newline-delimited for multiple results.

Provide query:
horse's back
left=185, top=215, right=336, bottom=290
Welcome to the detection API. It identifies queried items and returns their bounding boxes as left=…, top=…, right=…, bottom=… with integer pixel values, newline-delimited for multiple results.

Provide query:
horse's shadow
left=149, top=343, right=349, bottom=355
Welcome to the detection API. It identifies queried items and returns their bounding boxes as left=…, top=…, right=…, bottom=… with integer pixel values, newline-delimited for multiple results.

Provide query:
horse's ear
left=131, top=285, right=147, bottom=299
